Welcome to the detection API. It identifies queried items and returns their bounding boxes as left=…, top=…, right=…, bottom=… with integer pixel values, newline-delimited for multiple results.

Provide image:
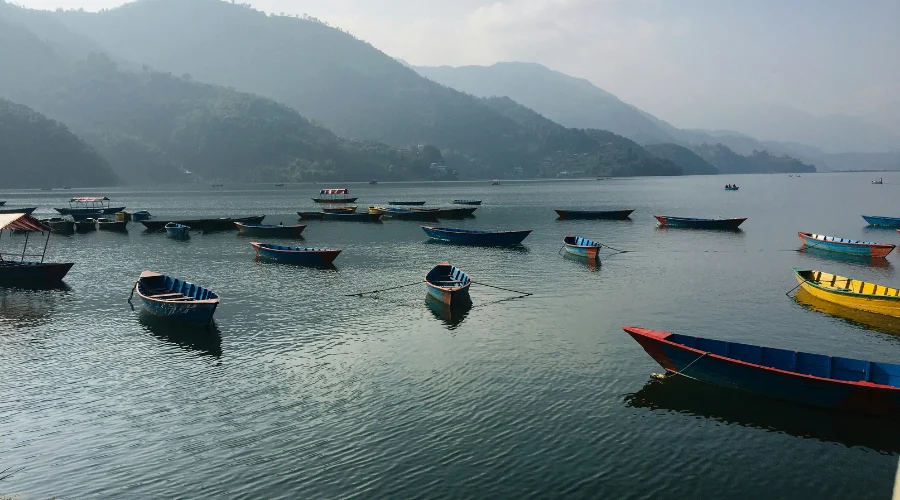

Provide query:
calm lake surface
left=2, top=173, right=899, bottom=499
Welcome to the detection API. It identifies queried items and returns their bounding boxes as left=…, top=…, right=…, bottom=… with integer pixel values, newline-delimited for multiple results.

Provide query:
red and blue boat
left=563, top=234, right=602, bottom=260
left=0, top=213, right=74, bottom=287
left=250, top=242, right=341, bottom=265
left=132, top=271, right=219, bottom=325
left=424, top=262, right=472, bottom=306
left=625, top=326, right=900, bottom=418
left=654, top=215, right=746, bottom=230
left=862, top=215, right=900, bottom=227
left=421, top=226, right=532, bottom=246
left=312, top=188, right=357, bottom=204
left=555, top=209, right=634, bottom=220
left=798, top=232, right=895, bottom=258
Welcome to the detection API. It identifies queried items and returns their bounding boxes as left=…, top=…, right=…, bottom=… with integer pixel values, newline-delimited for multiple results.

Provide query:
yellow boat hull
left=793, top=268, right=900, bottom=318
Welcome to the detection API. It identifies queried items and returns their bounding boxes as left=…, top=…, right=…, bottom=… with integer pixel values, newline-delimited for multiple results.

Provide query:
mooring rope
left=345, top=281, right=421, bottom=297
left=471, top=281, right=533, bottom=297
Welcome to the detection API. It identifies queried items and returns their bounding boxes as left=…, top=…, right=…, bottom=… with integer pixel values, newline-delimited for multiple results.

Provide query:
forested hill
left=0, top=98, right=119, bottom=188
left=0, top=6, right=445, bottom=183
left=644, top=144, right=719, bottom=175
left=693, top=144, right=817, bottom=174
left=47, top=0, right=688, bottom=178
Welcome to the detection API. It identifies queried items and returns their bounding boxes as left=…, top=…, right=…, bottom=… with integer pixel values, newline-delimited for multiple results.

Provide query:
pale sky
left=12, top=0, right=900, bottom=130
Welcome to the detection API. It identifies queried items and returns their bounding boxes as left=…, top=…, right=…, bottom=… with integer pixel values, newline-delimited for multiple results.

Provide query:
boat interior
left=797, top=269, right=900, bottom=296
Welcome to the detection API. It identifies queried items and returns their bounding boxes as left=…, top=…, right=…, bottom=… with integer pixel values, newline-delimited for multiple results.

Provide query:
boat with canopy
left=0, top=213, right=74, bottom=286
left=312, top=189, right=358, bottom=204
left=55, top=196, right=125, bottom=215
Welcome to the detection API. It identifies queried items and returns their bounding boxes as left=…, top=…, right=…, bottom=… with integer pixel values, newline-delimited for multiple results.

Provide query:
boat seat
left=150, top=293, right=185, bottom=299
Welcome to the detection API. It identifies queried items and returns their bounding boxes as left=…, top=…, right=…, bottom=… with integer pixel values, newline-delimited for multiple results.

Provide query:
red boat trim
left=624, top=326, right=900, bottom=391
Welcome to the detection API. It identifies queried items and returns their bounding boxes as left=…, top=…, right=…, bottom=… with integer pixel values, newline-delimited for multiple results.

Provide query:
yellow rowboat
left=792, top=268, right=900, bottom=317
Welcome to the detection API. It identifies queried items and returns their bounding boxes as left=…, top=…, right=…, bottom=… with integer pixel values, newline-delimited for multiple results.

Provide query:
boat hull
left=862, top=215, right=900, bottom=227
left=0, top=207, right=38, bottom=215
left=165, top=226, right=190, bottom=240
left=799, top=232, right=894, bottom=258
left=0, top=261, right=74, bottom=286
left=452, top=200, right=482, bottom=205
left=46, top=220, right=75, bottom=234
left=312, top=197, right=358, bottom=204
left=74, top=220, right=97, bottom=232
left=388, top=201, right=426, bottom=206
left=134, top=271, right=219, bottom=325
left=370, top=207, right=439, bottom=221
left=251, top=242, right=341, bottom=265
left=55, top=206, right=125, bottom=215
left=98, top=221, right=128, bottom=232
left=141, top=216, right=265, bottom=232
left=563, top=235, right=601, bottom=260
left=793, top=268, right=900, bottom=317
left=421, top=226, right=532, bottom=246
left=725, top=187, right=739, bottom=191
left=431, top=207, right=478, bottom=219
left=555, top=209, right=634, bottom=220
left=235, top=223, right=306, bottom=238
left=424, top=263, right=472, bottom=306
left=655, top=216, right=746, bottom=230
left=321, top=212, right=382, bottom=222
left=625, top=326, right=900, bottom=418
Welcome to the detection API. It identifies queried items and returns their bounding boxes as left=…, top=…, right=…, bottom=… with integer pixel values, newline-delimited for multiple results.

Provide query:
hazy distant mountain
left=416, top=62, right=678, bottom=144
left=45, top=0, right=683, bottom=179
left=643, top=144, right=718, bottom=175
left=0, top=97, right=118, bottom=188
left=693, top=144, right=816, bottom=175
left=0, top=4, right=442, bottom=183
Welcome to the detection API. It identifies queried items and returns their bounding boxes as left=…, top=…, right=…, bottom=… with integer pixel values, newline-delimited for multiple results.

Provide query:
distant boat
left=369, top=179, right=378, bottom=185
left=862, top=215, right=900, bottom=227
left=420, top=207, right=478, bottom=219
left=140, top=215, right=265, bottom=232
left=42, top=217, right=75, bottom=234
left=235, top=222, right=306, bottom=238
left=250, top=242, right=341, bottom=265
left=312, top=188, right=358, bottom=204
left=40, top=188, right=52, bottom=191
left=421, top=226, right=532, bottom=246
left=792, top=268, right=900, bottom=317
left=133, top=271, right=219, bottom=325
left=274, top=183, right=285, bottom=187
left=211, top=183, right=224, bottom=187
left=297, top=211, right=324, bottom=220
left=452, top=200, right=482, bottom=205
left=369, top=206, right=438, bottom=221
left=321, top=205, right=358, bottom=214
left=563, top=235, right=602, bottom=261
left=872, top=178, right=883, bottom=185
left=55, top=196, right=125, bottom=216
left=798, top=232, right=895, bottom=258
left=491, top=179, right=501, bottom=185
left=624, top=326, right=900, bottom=418
left=0, top=213, right=73, bottom=286
left=654, top=215, right=746, bottom=230
left=424, top=262, right=472, bottom=306
left=0, top=201, right=5, bottom=206
left=74, top=218, right=97, bottom=233
left=165, top=222, right=191, bottom=240
left=725, top=186, right=739, bottom=191
left=0, top=207, right=37, bottom=215
left=96, top=218, right=127, bottom=232
left=131, top=211, right=152, bottom=221
left=554, top=209, right=634, bottom=220
left=388, top=201, right=427, bottom=206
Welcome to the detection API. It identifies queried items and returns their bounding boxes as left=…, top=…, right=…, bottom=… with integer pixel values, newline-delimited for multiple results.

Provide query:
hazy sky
left=15, top=0, right=900, bottom=129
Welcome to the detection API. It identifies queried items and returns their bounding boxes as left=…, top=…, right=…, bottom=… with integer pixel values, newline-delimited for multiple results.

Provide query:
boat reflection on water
left=798, top=245, right=892, bottom=269
left=562, top=251, right=601, bottom=272
left=253, top=256, right=338, bottom=271
left=425, top=294, right=472, bottom=329
left=138, top=313, right=223, bottom=358
left=0, top=284, right=72, bottom=328
left=624, top=376, right=900, bottom=454
left=793, top=288, right=900, bottom=336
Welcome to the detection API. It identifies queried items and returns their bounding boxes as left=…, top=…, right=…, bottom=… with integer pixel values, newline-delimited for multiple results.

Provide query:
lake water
left=1, top=173, right=899, bottom=499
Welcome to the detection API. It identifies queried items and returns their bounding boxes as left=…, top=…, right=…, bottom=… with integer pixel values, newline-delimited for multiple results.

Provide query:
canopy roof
left=70, top=196, right=109, bottom=202
left=319, top=189, right=348, bottom=195
left=0, top=213, right=51, bottom=232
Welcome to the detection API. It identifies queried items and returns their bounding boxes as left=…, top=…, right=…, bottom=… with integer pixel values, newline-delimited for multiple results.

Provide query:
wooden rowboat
left=424, top=262, right=472, bottom=306
left=792, top=268, right=900, bottom=317
left=369, top=206, right=438, bottom=221
left=96, top=218, right=127, bottom=232
left=321, top=212, right=382, bottom=222
left=418, top=207, right=477, bottom=219
left=133, top=271, right=219, bottom=325
left=421, top=226, right=532, bottom=246
left=165, top=222, right=190, bottom=240
left=250, top=242, right=341, bottom=265
left=863, top=215, right=900, bottom=227
left=625, top=326, right=900, bottom=418
left=235, top=222, right=307, bottom=238
left=563, top=235, right=602, bottom=260
left=798, top=232, right=895, bottom=258
left=321, top=206, right=357, bottom=214
left=388, top=201, right=426, bottom=206
left=555, top=209, right=634, bottom=220
left=452, top=200, right=482, bottom=205
left=654, top=215, right=746, bottom=230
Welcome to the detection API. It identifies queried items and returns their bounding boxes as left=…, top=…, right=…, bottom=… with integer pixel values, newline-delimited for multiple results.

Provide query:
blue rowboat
left=725, top=186, right=739, bottom=191
left=625, top=326, right=900, bottom=418
left=563, top=234, right=602, bottom=260
left=452, top=200, right=482, bottom=205
left=235, top=222, right=306, bottom=238
left=555, top=209, right=634, bottom=220
left=654, top=215, right=746, bottom=230
left=421, top=226, right=532, bottom=246
left=424, top=262, right=472, bottom=306
left=862, top=215, right=900, bottom=227
left=133, top=271, right=219, bottom=325
left=798, top=232, right=895, bottom=258
left=165, top=222, right=190, bottom=240
left=250, top=242, right=341, bottom=265
left=131, top=210, right=152, bottom=221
